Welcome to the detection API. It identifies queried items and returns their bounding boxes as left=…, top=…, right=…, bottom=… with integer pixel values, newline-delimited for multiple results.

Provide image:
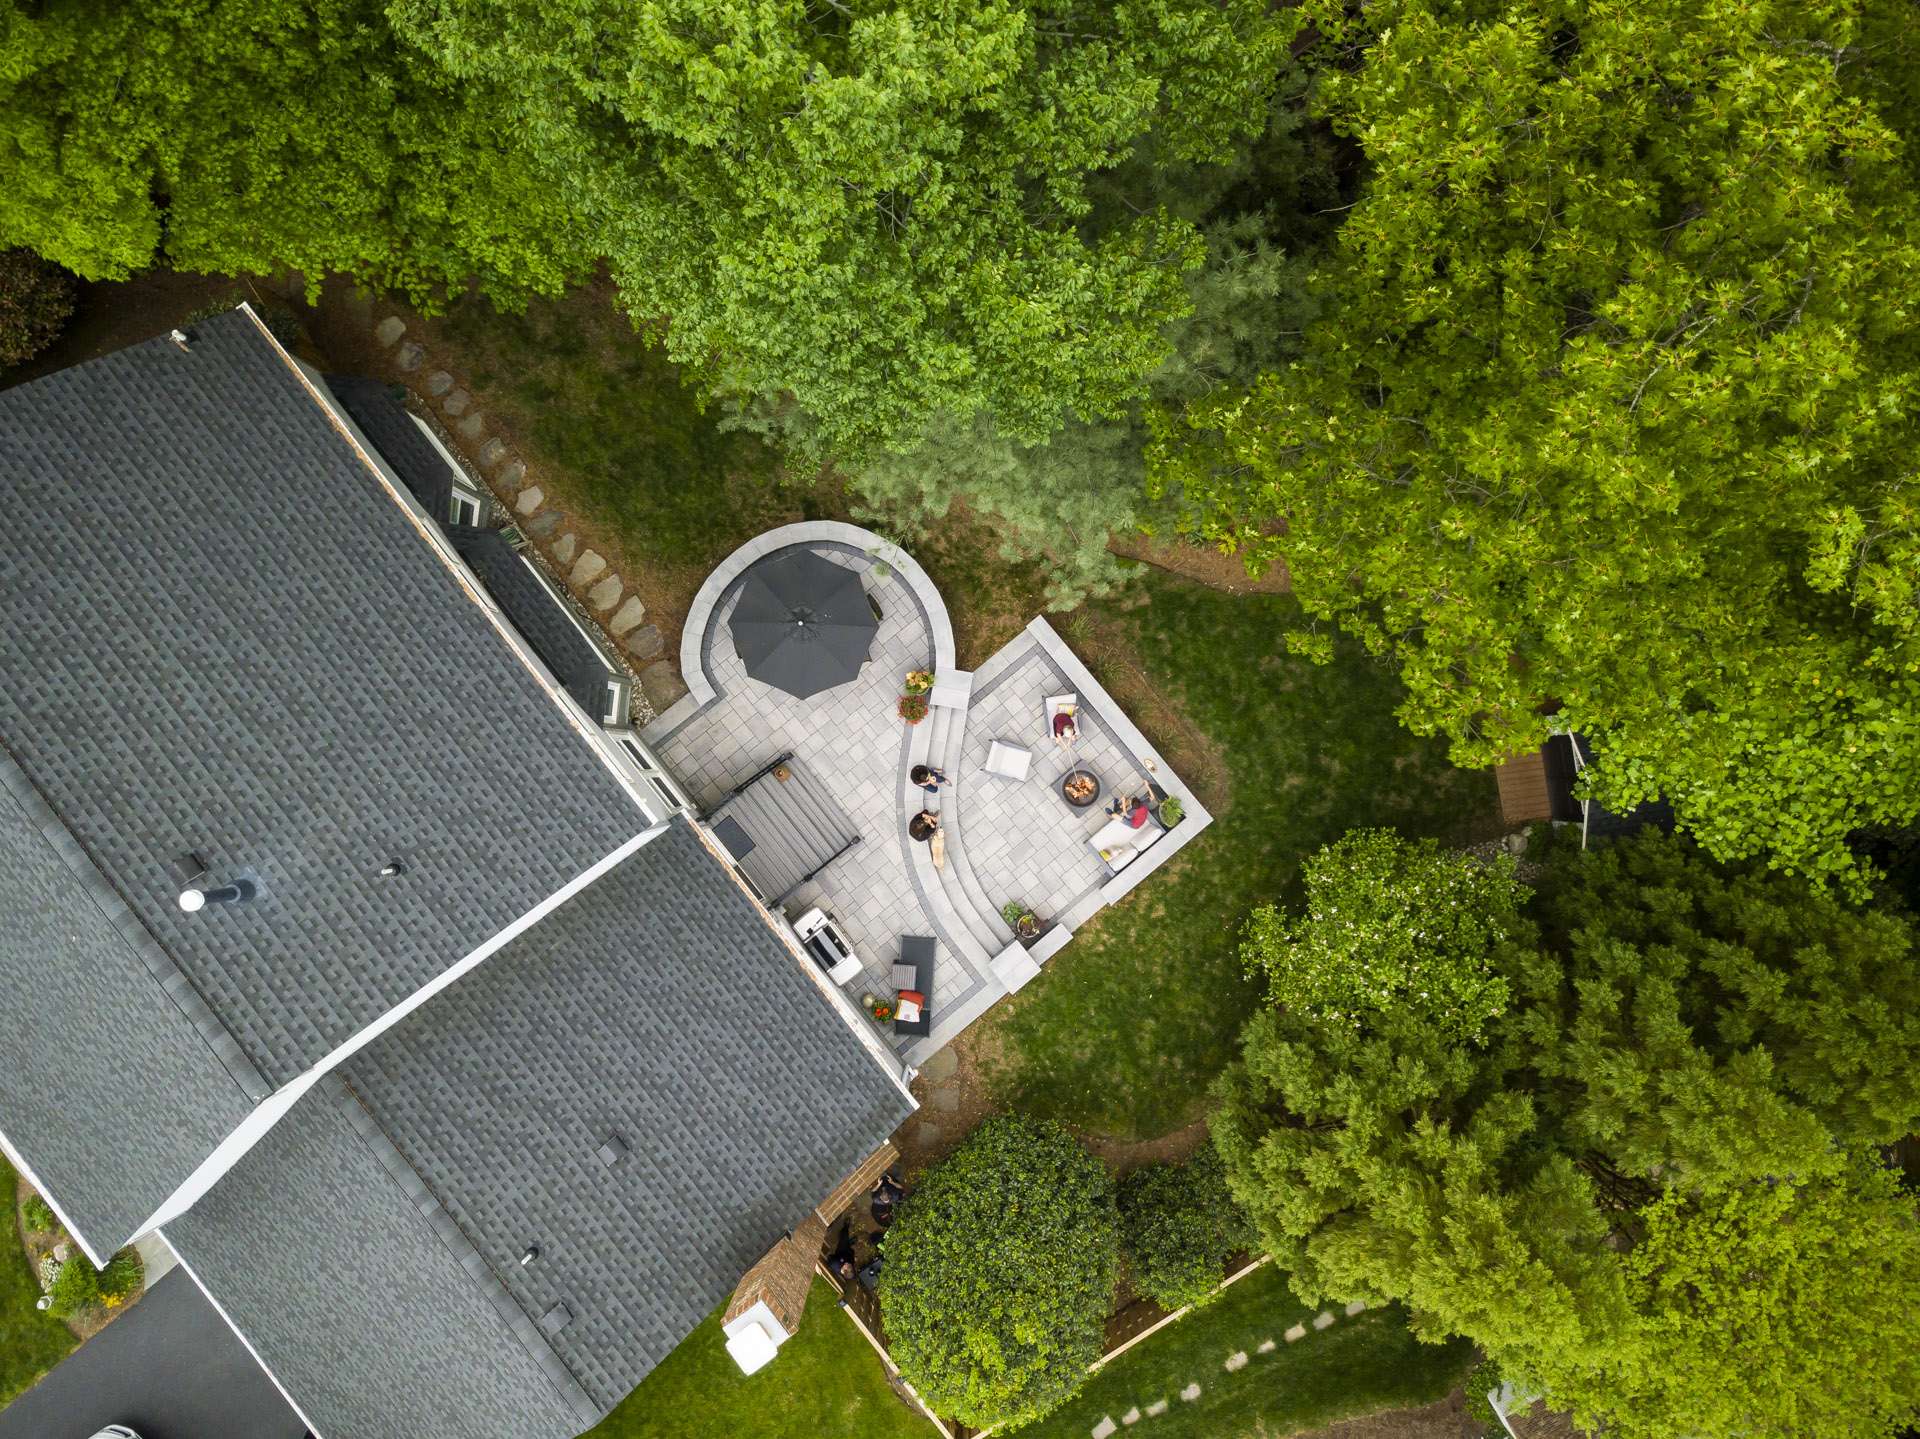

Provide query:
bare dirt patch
left=1280, top=1389, right=1481, bottom=1439
left=1110, top=533, right=1290, bottom=596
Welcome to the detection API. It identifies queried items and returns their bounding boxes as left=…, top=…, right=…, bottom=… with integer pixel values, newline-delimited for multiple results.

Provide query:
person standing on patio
left=911, top=764, right=948, bottom=794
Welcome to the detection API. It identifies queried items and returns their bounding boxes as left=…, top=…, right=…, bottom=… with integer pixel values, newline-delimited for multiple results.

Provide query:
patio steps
left=926, top=700, right=1017, bottom=955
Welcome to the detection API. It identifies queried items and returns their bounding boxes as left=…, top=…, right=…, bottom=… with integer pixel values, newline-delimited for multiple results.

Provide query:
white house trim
left=156, top=1227, right=327, bottom=1439
left=0, top=1124, right=110, bottom=1269
left=134, top=825, right=667, bottom=1235
left=251, top=308, right=653, bottom=817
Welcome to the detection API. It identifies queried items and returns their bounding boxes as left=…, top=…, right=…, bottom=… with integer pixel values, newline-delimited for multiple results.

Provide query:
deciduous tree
left=1213, top=830, right=1920, bottom=1433
left=1152, top=0, right=1920, bottom=890
left=882, top=1116, right=1117, bottom=1429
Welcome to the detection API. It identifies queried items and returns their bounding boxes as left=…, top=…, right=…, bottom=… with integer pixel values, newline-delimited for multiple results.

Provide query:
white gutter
left=156, top=1227, right=327, bottom=1439
left=134, top=826, right=666, bottom=1235
left=0, top=1125, right=111, bottom=1269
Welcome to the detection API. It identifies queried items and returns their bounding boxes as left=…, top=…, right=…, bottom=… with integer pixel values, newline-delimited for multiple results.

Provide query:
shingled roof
left=0, top=309, right=912, bottom=1437
left=345, top=820, right=914, bottom=1410
left=165, top=1075, right=586, bottom=1439
left=0, top=310, right=647, bottom=1091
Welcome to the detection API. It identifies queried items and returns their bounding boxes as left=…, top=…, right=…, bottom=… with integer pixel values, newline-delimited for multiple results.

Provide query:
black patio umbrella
left=729, top=550, right=879, bottom=699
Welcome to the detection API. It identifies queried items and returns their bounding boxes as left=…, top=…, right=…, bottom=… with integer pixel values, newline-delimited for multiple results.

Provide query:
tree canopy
left=1151, top=0, right=1920, bottom=891
left=2, top=0, right=1297, bottom=465
left=881, top=1116, right=1118, bottom=1430
left=1117, top=1145, right=1256, bottom=1312
left=1242, top=828, right=1521, bottom=1042
left=1213, top=830, right=1920, bottom=1436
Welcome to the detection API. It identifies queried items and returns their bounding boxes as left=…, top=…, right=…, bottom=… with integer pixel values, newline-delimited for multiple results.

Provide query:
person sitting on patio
left=911, top=763, right=948, bottom=794
left=908, top=811, right=940, bottom=842
left=1107, top=793, right=1151, bottom=828
left=1052, top=709, right=1078, bottom=744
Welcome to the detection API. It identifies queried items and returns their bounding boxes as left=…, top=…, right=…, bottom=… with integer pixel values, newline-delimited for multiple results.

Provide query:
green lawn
left=976, top=575, right=1502, bottom=1139
left=1, top=1166, right=74, bottom=1406
left=1026, top=1264, right=1475, bottom=1439
left=589, top=1279, right=931, bottom=1439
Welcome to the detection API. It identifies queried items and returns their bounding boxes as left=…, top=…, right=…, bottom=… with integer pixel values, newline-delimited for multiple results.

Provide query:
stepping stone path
left=1121, top=1408, right=1141, bottom=1426
left=638, top=660, right=688, bottom=710
left=609, top=596, right=647, bottom=636
left=1312, top=1311, right=1336, bottom=1331
left=623, top=625, right=665, bottom=661
left=1145, top=1401, right=1168, bottom=1417
left=1091, top=1420, right=1117, bottom=1439
left=1224, top=1352, right=1249, bottom=1373
left=1257, top=1339, right=1276, bottom=1354
left=1284, top=1323, right=1306, bottom=1342
left=1180, top=1384, right=1202, bottom=1402
left=354, top=302, right=689, bottom=717
left=1345, top=1300, right=1367, bottom=1316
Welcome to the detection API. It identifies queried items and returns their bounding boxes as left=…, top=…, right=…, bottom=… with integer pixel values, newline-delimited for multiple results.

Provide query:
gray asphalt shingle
left=0, top=311, right=646, bottom=1087
left=165, top=1076, right=584, bottom=1439
left=345, top=818, right=913, bottom=1409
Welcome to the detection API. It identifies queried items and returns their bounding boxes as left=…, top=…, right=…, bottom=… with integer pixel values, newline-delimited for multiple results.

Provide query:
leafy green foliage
left=850, top=212, right=1319, bottom=604
left=1117, top=1147, right=1255, bottom=1312
left=46, top=1247, right=141, bottom=1319
left=881, top=1117, right=1117, bottom=1430
left=390, top=0, right=1296, bottom=464
left=977, top=578, right=1499, bottom=1141
left=16, top=1195, right=57, bottom=1235
left=1462, top=1358, right=1502, bottom=1433
left=1242, top=829, right=1520, bottom=1042
left=0, top=248, right=74, bottom=368
left=1213, top=831, right=1920, bottom=1435
left=1538, top=1161, right=1920, bottom=1439
left=1152, top=0, right=1920, bottom=891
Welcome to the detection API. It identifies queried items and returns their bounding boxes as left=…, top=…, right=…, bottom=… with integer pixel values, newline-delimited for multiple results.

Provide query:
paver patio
left=642, top=522, right=1210, bottom=1069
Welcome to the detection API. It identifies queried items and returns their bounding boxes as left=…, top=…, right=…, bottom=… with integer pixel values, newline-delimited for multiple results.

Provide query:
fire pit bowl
left=1060, top=769, right=1102, bottom=808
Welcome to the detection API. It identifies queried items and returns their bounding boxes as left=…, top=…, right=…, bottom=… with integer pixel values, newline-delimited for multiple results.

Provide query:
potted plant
left=904, top=669, right=934, bottom=696
left=1000, top=902, right=1041, bottom=940
left=1156, top=794, right=1185, bottom=827
left=898, top=693, right=930, bottom=724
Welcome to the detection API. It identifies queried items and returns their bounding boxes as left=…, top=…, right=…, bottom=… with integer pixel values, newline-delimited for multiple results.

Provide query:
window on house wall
left=449, top=490, right=485, bottom=527
left=603, top=679, right=624, bottom=728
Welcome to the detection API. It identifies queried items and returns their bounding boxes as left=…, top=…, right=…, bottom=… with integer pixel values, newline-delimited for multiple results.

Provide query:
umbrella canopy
left=729, top=550, right=879, bottom=699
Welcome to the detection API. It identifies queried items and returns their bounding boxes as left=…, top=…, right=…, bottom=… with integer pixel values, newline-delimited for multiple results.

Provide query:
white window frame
left=618, top=735, right=695, bottom=823
left=449, top=489, right=485, bottom=527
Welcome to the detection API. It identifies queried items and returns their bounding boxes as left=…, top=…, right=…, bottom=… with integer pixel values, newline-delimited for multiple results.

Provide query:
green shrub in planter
left=1118, top=1146, right=1257, bottom=1312
left=20, top=1194, right=59, bottom=1234
left=882, top=1116, right=1117, bottom=1430
left=0, top=249, right=76, bottom=369
left=47, top=1247, right=142, bottom=1318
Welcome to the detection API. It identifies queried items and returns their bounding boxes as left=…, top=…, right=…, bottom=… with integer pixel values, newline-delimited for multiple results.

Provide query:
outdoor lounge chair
left=983, top=740, right=1032, bottom=781
left=892, top=935, right=935, bottom=1038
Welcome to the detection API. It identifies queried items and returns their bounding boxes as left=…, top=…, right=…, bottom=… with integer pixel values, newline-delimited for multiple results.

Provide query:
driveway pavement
left=0, top=1269, right=307, bottom=1439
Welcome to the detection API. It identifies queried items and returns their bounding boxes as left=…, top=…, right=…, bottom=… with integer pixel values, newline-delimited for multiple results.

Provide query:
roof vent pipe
left=168, top=328, right=191, bottom=352
left=378, top=859, right=408, bottom=878
left=179, top=878, right=257, bottom=912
